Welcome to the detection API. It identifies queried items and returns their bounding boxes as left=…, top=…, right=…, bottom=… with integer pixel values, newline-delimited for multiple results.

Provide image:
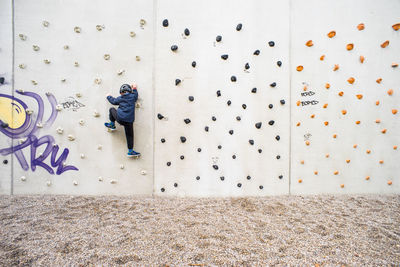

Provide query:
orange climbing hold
left=346, top=43, right=354, bottom=50
left=305, top=141, right=310, bottom=146
left=388, top=180, right=392, bottom=185
left=392, top=63, right=399, bottom=68
left=325, top=153, right=330, bottom=158
left=334, top=170, right=339, bottom=175
left=380, top=40, right=389, bottom=48
left=327, top=31, right=336, bottom=38
left=376, top=78, right=382, bottom=84
left=300, top=160, right=305, bottom=164
left=360, top=56, right=365, bottom=63
left=346, top=159, right=350, bottom=163
left=379, top=160, right=384, bottom=164
left=356, top=94, right=363, bottom=99
left=365, top=176, right=370, bottom=180
left=393, top=145, right=397, bottom=150
left=298, top=179, right=302, bottom=183
left=320, top=55, right=325, bottom=61
left=310, top=114, right=315, bottom=118
left=393, top=23, right=400, bottom=31
left=338, top=91, right=344, bottom=96
left=296, top=122, right=301, bottom=126
left=324, top=121, right=329, bottom=126
left=297, top=65, right=304, bottom=71
left=297, top=101, right=301, bottom=106
left=341, top=110, right=347, bottom=115
left=325, top=83, right=330, bottom=89
left=392, top=109, right=398, bottom=114
left=355, top=120, right=361, bottom=124
left=381, top=129, right=387, bottom=134
left=375, top=119, right=381, bottom=123
left=306, top=40, right=314, bottom=47
left=333, top=64, right=339, bottom=71
left=353, top=144, right=358, bottom=148
left=387, top=89, right=393, bottom=95
left=366, top=149, right=371, bottom=154
left=375, top=101, right=380, bottom=106
left=314, top=171, right=318, bottom=175
left=357, top=23, right=365, bottom=30
left=333, top=134, right=337, bottom=138
left=347, top=77, right=355, bottom=84
left=323, top=103, right=328, bottom=108
left=340, top=184, right=344, bottom=188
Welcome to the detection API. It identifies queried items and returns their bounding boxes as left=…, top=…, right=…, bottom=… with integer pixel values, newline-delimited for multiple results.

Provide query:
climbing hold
left=20, top=176, right=26, bottom=181
left=188, top=96, right=194, bottom=101
left=166, top=162, right=171, bottom=166
left=140, top=19, right=146, bottom=27
left=338, top=91, right=344, bottom=96
left=249, top=139, right=254, bottom=145
left=306, top=40, right=313, bottom=47
left=276, top=155, right=281, bottom=159
left=171, top=45, right=178, bottom=51
left=305, top=141, right=310, bottom=146
left=18, top=34, right=27, bottom=40
left=379, top=160, right=384, bottom=164
left=333, top=64, right=339, bottom=71
left=258, top=149, right=262, bottom=153
left=216, top=90, right=221, bottom=97
left=44, top=59, right=51, bottom=64
left=229, top=130, right=234, bottom=135
left=277, top=61, right=282, bottom=67
left=184, top=28, right=190, bottom=36
left=347, top=77, right=355, bottom=84
left=42, top=20, right=50, bottom=27
left=298, top=179, right=302, bottom=183
left=161, top=138, right=166, bottom=143
left=74, top=26, right=81, bottom=33
left=96, top=24, right=105, bottom=31
left=175, top=79, right=181, bottom=85
left=93, top=110, right=100, bottom=117
left=46, top=181, right=52, bottom=186
left=120, top=164, right=124, bottom=169
left=355, top=121, right=361, bottom=124
left=388, top=181, right=392, bottom=185
left=380, top=40, right=389, bottom=48
left=162, top=19, right=168, bottom=27
left=217, top=145, right=222, bottom=149
left=129, top=31, right=136, bottom=37
left=216, top=35, right=222, bottom=42
left=323, top=103, right=328, bottom=108
left=392, top=63, right=399, bottom=68
left=180, top=155, right=184, bottom=160
left=255, top=122, right=262, bottom=129
left=236, top=116, right=241, bottom=121
left=32, top=45, right=40, bottom=51
left=73, top=180, right=78, bottom=186
left=346, top=43, right=354, bottom=51
left=63, top=45, right=69, bottom=50
left=366, top=149, right=371, bottom=154
left=213, top=165, right=218, bottom=170
left=392, top=109, right=398, bottom=114
left=387, top=89, right=393, bottom=95
left=376, top=101, right=380, bottom=105
left=184, top=118, right=191, bottom=124
left=236, top=23, right=242, bottom=31
left=74, top=62, right=79, bottom=67
left=296, top=65, right=303, bottom=71
left=31, top=80, right=38, bottom=85
left=327, top=31, right=336, bottom=38
left=161, top=188, right=165, bottom=192
left=279, top=175, right=283, bottom=179
left=180, top=136, right=186, bottom=143
left=67, top=135, right=75, bottom=141
left=56, top=127, right=64, bottom=134
left=320, top=55, right=325, bottom=61
left=275, top=135, right=280, bottom=141
left=191, top=61, right=196, bottom=68
left=110, top=180, right=117, bottom=184
left=220, top=176, right=225, bottom=181
left=80, top=154, right=85, bottom=159
left=79, top=119, right=84, bottom=125
left=56, top=105, right=62, bottom=111
left=173, top=183, right=178, bottom=187
left=333, top=134, right=337, bottom=138
left=381, top=129, right=387, bottom=134
left=237, top=183, right=242, bottom=188
left=270, top=82, right=276, bottom=88
left=334, top=170, right=339, bottom=175
left=280, top=99, right=285, bottom=105
left=251, top=88, right=257, bottom=93
left=0, top=77, right=4, bottom=84
left=231, top=76, right=237, bottom=82
left=157, top=113, right=164, bottom=120
left=393, top=23, right=400, bottom=31
left=61, top=78, right=66, bottom=82
left=245, top=63, right=250, bottom=70
left=196, top=176, right=200, bottom=180
left=253, top=50, right=260, bottom=55
left=227, top=100, right=231, bottom=106
left=268, top=41, right=275, bottom=47
left=242, top=104, right=247, bottom=109
left=221, top=54, right=229, bottom=60
left=141, top=170, right=147, bottom=175
left=268, top=120, right=275, bottom=126
left=376, top=78, right=382, bottom=84
left=3, top=160, right=8, bottom=164
left=375, top=119, right=381, bottom=123
left=103, top=54, right=110, bottom=60
left=357, top=23, right=365, bottom=30
left=76, top=93, right=82, bottom=98
left=356, top=94, right=363, bottom=99
left=94, top=78, right=102, bottom=84
left=232, top=155, right=236, bottom=159
left=360, top=55, right=365, bottom=63
left=296, top=122, right=301, bottom=126
left=212, top=116, right=216, bottom=121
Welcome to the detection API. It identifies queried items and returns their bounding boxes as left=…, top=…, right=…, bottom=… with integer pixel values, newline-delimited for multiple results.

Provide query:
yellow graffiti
left=0, top=96, right=27, bottom=129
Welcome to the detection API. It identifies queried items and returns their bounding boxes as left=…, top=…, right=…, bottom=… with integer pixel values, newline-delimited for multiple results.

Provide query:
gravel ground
left=0, top=195, right=399, bottom=266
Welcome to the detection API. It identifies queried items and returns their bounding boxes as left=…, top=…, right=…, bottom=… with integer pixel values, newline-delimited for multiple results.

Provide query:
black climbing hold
left=237, top=183, right=242, bottom=188
left=221, top=54, right=228, bottom=60
left=276, top=155, right=281, bottom=159
left=268, top=120, right=275, bottom=126
left=270, top=82, right=276, bottom=88
left=157, top=113, right=164, bottom=120
left=180, top=155, right=184, bottom=160
left=247, top=175, right=251, bottom=180
left=3, top=160, right=8, bottom=164
left=279, top=175, right=283, bottom=179
left=174, top=183, right=178, bottom=187
left=231, top=76, right=237, bottom=82
left=275, top=135, right=280, bottom=141
left=216, top=35, right=222, bottom=42
left=1, top=122, right=8, bottom=128
left=213, top=165, right=219, bottom=170
left=245, top=63, right=250, bottom=70
left=205, top=126, right=209, bottom=132
left=197, top=148, right=202, bottom=152
left=232, top=155, right=236, bottom=159
left=242, top=104, right=247, bottom=109
left=268, top=104, right=273, bottom=109
left=259, top=185, right=263, bottom=189
left=180, top=136, right=187, bottom=143
left=162, top=19, right=169, bottom=27
left=212, top=116, right=216, bottom=121
left=251, top=88, right=257, bottom=93
left=218, top=145, right=222, bottom=149
left=229, top=130, right=234, bottom=135
left=253, top=50, right=260, bottom=55
left=220, top=176, right=225, bottom=181
left=167, top=161, right=171, bottom=166
left=236, top=116, right=241, bottom=121
left=188, top=96, right=194, bottom=101
left=196, top=176, right=200, bottom=180
left=227, top=100, right=231, bottom=106
left=175, top=79, right=181, bottom=86
left=184, top=118, right=191, bottom=124
left=277, top=61, right=282, bottom=67
left=258, top=149, right=262, bottom=153
left=0, top=77, right=4, bottom=84
left=191, top=61, right=196, bottom=68
left=216, top=90, right=221, bottom=97
left=171, top=45, right=178, bottom=51
left=249, top=139, right=254, bottom=145
left=236, top=23, right=242, bottom=31
left=184, top=28, right=190, bottom=36
left=255, top=122, right=262, bottom=129
left=161, top=138, right=166, bottom=143
left=268, top=41, right=275, bottom=47
left=161, top=188, right=165, bottom=192
left=280, top=99, right=285, bottom=105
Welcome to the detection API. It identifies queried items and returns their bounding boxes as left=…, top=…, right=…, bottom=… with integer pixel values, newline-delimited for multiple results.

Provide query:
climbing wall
left=8, top=0, right=154, bottom=195
left=290, top=0, right=400, bottom=194
left=0, top=0, right=13, bottom=194
left=154, top=0, right=291, bottom=197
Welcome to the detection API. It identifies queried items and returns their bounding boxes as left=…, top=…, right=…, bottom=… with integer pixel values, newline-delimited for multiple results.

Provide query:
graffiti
left=0, top=89, right=78, bottom=175
left=60, top=96, right=85, bottom=111
left=304, top=133, right=312, bottom=141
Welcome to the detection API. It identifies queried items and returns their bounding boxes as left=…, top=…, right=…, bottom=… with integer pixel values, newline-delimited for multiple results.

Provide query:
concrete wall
left=0, top=0, right=398, bottom=196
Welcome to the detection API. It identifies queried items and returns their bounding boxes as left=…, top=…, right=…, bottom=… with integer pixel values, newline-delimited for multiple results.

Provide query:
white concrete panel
left=11, top=0, right=154, bottom=195
left=154, top=0, right=290, bottom=197
left=0, top=0, right=13, bottom=195
left=290, top=0, right=400, bottom=194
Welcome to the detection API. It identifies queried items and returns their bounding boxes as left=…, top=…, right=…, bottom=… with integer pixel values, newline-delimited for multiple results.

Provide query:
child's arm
left=131, top=88, right=138, bottom=102
left=107, top=95, right=122, bottom=105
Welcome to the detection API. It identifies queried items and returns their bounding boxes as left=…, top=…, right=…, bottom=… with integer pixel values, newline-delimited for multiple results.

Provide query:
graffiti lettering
left=60, top=97, right=85, bottom=111
left=300, top=100, right=319, bottom=106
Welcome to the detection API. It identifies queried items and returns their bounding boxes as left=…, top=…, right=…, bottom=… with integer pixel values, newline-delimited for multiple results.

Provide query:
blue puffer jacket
left=107, top=89, right=138, bottom=123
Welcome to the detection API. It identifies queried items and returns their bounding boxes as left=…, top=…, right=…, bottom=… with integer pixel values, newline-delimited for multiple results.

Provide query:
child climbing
left=104, top=83, right=140, bottom=158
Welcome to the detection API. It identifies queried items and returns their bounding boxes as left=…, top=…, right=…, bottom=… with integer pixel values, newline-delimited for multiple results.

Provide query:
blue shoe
left=127, top=149, right=141, bottom=158
left=104, top=122, right=116, bottom=131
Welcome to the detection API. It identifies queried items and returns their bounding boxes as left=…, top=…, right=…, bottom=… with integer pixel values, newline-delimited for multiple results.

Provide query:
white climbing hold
left=80, top=154, right=85, bottom=159
left=79, top=119, right=84, bottom=126
left=19, top=34, right=27, bottom=40
left=104, top=54, right=110, bottom=60
left=44, top=59, right=51, bottom=64
left=19, top=138, right=27, bottom=144
left=26, top=109, right=34, bottom=115
left=17, top=89, right=24, bottom=93
left=136, top=56, right=141, bottom=61
left=46, top=181, right=52, bottom=186
left=130, top=31, right=136, bottom=37
left=42, top=20, right=50, bottom=27
left=93, top=110, right=100, bottom=117
left=20, top=176, right=26, bottom=181
left=74, top=26, right=81, bottom=33
left=18, top=64, right=26, bottom=69
left=36, top=122, right=43, bottom=128
left=96, top=24, right=105, bottom=31
left=67, top=134, right=75, bottom=141
left=135, top=102, right=141, bottom=108
left=74, top=62, right=79, bottom=67
left=140, top=19, right=146, bottom=27
left=56, top=127, right=64, bottom=134
left=63, top=45, right=69, bottom=50
left=56, top=104, right=62, bottom=111
left=98, top=176, right=103, bottom=182
left=97, top=144, right=102, bottom=150
left=117, top=69, right=125, bottom=75
left=73, top=180, right=78, bottom=186
left=31, top=80, right=38, bottom=85
left=110, top=179, right=117, bottom=184
left=61, top=78, right=66, bottom=82
left=120, top=164, right=124, bottom=169
left=141, top=170, right=147, bottom=175
left=62, top=162, right=67, bottom=167
left=94, top=78, right=102, bottom=84
left=32, top=45, right=40, bottom=51
left=76, top=93, right=82, bottom=98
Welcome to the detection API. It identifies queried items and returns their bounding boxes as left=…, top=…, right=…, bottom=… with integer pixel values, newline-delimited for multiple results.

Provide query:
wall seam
left=10, top=0, right=15, bottom=196
left=288, top=0, right=292, bottom=195
left=151, top=0, right=157, bottom=198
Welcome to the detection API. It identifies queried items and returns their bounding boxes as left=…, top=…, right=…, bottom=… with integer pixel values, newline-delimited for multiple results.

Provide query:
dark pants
left=109, top=108, right=134, bottom=149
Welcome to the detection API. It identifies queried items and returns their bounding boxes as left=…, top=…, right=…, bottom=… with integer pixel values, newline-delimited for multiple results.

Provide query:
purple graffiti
left=0, top=90, right=78, bottom=175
